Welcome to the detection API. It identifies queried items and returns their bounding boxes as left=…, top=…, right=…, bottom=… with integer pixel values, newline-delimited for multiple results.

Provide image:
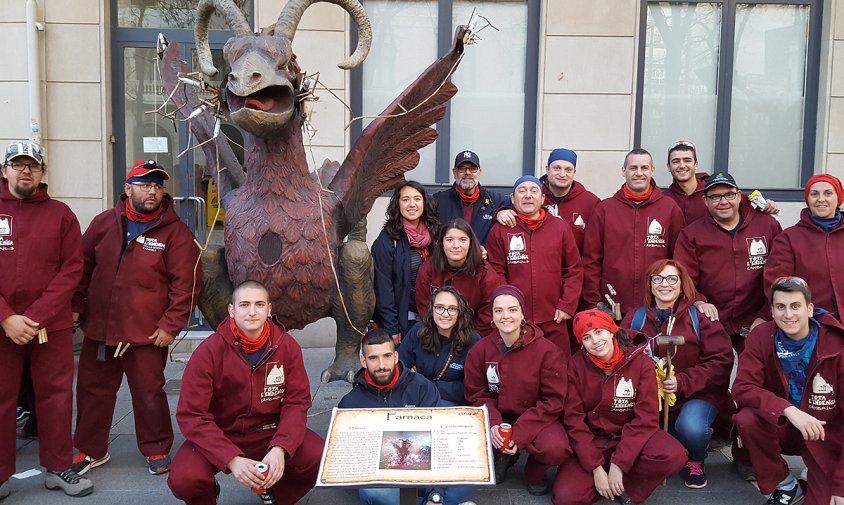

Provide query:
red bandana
left=230, top=318, right=271, bottom=354
left=516, top=208, right=546, bottom=230
left=588, top=337, right=625, bottom=373
left=622, top=184, right=653, bottom=203
left=124, top=198, right=163, bottom=223
left=457, top=184, right=481, bottom=205
left=365, top=364, right=401, bottom=390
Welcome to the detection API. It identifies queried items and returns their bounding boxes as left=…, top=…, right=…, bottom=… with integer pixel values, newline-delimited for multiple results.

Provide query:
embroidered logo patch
left=808, top=373, right=836, bottom=411
left=645, top=218, right=666, bottom=248
left=0, top=215, right=14, bottom=250
left=745, top=237, right=769, bottom=270
left=486, top=362, right=500, bottom=393
left=506, top=232, right=529, bottom=264
left=260, top=362, right=286, bottom=403
left=611, top=376, right=636, bottom=412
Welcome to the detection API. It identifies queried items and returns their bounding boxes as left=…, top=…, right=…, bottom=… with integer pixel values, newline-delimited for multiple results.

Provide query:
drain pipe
left=26, top=0, right=45, bottom=144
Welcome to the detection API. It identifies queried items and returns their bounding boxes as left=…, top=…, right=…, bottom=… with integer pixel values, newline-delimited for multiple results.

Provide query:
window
left=636, top=1, right=822, bottom=192
left=352, top=0, right=540, bottom=187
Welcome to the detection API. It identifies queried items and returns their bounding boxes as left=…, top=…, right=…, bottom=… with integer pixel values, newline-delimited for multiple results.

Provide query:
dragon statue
left=158, top=0, right=468, bottom=382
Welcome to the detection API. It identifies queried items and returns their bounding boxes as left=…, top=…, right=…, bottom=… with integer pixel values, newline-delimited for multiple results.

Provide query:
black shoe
left=258, top=489, right=277, bottom=505
left=526, top=479, right=548, bottom=496
left=616, top=492, right=635, bottom=505
left=682, top=460, right=707, bottom=489
left=734, top=461, right=756, bottom=482
left=493, top=451, right=518, bottom=483
left=765, top=484, right=804, bottom=505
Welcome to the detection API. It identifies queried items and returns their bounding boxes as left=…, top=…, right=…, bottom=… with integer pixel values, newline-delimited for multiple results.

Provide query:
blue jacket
left=338, top=362, right=441, bottom=409
left=433, top=185, right=509, bottom=245
left=371, top=230, right=418, bottom=336
left=399, top=322, right=481, bottom=404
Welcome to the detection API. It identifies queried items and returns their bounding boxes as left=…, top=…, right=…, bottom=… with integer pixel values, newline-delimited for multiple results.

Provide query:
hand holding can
left=252, top=463, right=269, bottom=494
left=498, top=423, right=513, bottom=451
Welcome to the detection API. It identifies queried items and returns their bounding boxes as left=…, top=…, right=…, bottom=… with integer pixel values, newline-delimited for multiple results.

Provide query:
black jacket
left=433, top=184, right=509, bottom=245
left=338, top=362, right=441, bottom=408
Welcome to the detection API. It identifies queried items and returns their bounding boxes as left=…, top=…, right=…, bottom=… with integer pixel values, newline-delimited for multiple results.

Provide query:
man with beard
left=71, top=160, right=201, bottom=476
left=434, top=150, right=509, bottom=245
left=0, top=141, right=92, bottom=498
left=338, top=329, right=472, bottom=505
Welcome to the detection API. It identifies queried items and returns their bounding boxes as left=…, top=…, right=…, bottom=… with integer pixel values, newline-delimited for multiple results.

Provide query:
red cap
left=572, top=309, right=619, bottom=344
left=805, top=174, right=842, bottom=206
left=126, top=159, right=170, bottom=182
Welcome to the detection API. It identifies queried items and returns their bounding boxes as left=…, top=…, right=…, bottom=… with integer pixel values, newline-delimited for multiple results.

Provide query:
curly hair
left=430, top=219, right=484, bottom=276
left=382, top=180, right=439, bottom=241
left=418, top=286, right=475, bottom=357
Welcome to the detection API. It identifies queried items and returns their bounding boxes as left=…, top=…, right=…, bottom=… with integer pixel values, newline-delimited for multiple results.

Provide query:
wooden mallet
left=655, top=334, right=685, bottom=431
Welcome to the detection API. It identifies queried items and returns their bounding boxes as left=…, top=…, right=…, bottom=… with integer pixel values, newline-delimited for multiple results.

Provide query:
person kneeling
left=464, top=285, right=570, bottom=495
left=733, top=277, right=844, bottom=505
left=167, top=281, right=324, bottom=505
left=553, top=310, right=686, bottom=505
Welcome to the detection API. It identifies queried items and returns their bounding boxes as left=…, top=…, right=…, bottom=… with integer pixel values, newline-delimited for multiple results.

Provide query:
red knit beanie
left=490, top=284, right=526, bottom=311
left=572, top=309, right=619, bottom=344
left=805, top=174, right=843, bottom=206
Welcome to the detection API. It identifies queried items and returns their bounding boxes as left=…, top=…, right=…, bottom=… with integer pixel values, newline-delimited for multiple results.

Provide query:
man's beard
left=14, top=184, right=36, bottom=198
left=371, top=367, right=397, bottom=386
left=457, top=179, right=477, bottom=193
left=131, top=196, right=161, bottom=214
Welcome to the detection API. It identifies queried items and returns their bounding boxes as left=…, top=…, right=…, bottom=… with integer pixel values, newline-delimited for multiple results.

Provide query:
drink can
left=498, top=423, right=513, bottom=451
left=252, top=463, right=269, bottom=494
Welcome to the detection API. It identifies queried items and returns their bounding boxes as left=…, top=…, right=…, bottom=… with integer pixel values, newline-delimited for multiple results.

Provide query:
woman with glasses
left=765, top=173, right=844, bottom=320
left=399, top=286, right=481, bottom=406
left=415, top=219, right=502, bottom=336
left=621, top=259, right=732, bottom=490
left=464, top=285, right=569, bottom=496
left=553, top=309, right=687, bottom=505
left=371, top=181, right=439, bottom=344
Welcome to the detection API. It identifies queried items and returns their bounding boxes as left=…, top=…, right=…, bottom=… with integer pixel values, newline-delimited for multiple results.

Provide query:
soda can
left=252, top=463, right=269, bottom=495
left=498, top=423, right=513, bottom=451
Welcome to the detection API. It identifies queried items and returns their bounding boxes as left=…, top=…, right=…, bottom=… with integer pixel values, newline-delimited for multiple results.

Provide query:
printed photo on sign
left=379, top=431, right=432, bottom=470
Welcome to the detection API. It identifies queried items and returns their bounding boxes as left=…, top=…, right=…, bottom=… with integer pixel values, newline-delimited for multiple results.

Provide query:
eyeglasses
left=129, top=182, right=165, bottom=192
left=773, top=276, right=808, bottom=289
left=650, top=274, right=680, bottom=286
left=433, top=305, right=459, bottom=316
left=669, top=140, right=696, bottom=152
left=6, top=161, right=43, bottom=173
left=704, top=191, right=739, bottom=203
left=454, top=166, right=480, bottom=173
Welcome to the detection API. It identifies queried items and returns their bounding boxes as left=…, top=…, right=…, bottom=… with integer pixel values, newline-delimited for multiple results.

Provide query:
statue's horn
left=276, top=0, right=372, bottom=70
left=195, top=0, right=253, bottom=76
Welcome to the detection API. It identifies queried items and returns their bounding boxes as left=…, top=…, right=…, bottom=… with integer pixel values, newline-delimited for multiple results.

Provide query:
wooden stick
left=119, top=343, right=130, bottom=356
left=114, top=342, right=123, bottom=358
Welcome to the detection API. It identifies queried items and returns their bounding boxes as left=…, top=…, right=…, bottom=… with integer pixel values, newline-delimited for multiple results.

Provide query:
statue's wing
left=330, top=27, right=468, bottom=239
left=159, top=40, right=246, bottom=204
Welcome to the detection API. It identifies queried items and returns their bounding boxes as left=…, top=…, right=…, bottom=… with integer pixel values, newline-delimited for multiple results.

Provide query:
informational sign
left=317, top=406, right=494, bottom=487
left=143, top=136, right=169, bottom=153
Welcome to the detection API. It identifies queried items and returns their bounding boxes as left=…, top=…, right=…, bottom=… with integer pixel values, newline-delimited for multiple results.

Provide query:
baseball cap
left=126, top=159, right=171, bottom=183
left=5, top=141, right=44, bottom=165
left=704, top=172, right=739, bottom=192
left=453, top=150, right=480, bottom=169
left=668, top=140, right=696, bottom=155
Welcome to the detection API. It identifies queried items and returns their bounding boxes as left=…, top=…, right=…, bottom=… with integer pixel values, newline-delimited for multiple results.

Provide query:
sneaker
left=71, top=451, right=110, bottom=476
left=45, top=469, right=93, bottom=497
left=0, top=480, right=9, bottom=500
left=15, top=408, right=29, bottom=430
left=766, top=484, right=804, bottom=505
left=682, top=460, right=707, bottom=488
left=493, top=451, right=519, bottom=483
left=734, top=461, right=757, bottom=482
left=526, top=479, right=548, bottom=496
left=258, top=489, right=277, bottom=505
left=147, top=454, right=171, bottom=475
left=616, top=493, right=635, bottom=505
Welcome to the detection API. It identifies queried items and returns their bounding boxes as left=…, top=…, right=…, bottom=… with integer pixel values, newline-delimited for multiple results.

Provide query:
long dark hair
left=418, top=286, right=475, bottom=357
left=383, top=180, right=439, bottom=241
left=431, top=219, right=484, bottom=276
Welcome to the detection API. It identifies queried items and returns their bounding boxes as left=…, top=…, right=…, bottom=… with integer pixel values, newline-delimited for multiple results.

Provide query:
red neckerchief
left=457, top=184, right=480, bottom=205
left=230, top=318, right=271, bottom=354
left=124, top=198, right=164, bottom=223
left=589, top=337, right=625, bottom=373
left=365, top=363, right=401, bottom=390
left=516, top=208, right=546, bottom=230
left=622, top=184, right=653, bottom=203
left=403, top=220, right=432, bottom=258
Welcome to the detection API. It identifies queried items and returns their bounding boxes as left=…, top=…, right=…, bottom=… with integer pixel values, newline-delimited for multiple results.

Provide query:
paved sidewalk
left=8, top=348, right=801, bottom=504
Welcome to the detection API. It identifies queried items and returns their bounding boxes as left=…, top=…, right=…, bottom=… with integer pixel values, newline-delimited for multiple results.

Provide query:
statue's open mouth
left=227, top=85, right=294, bottom=115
